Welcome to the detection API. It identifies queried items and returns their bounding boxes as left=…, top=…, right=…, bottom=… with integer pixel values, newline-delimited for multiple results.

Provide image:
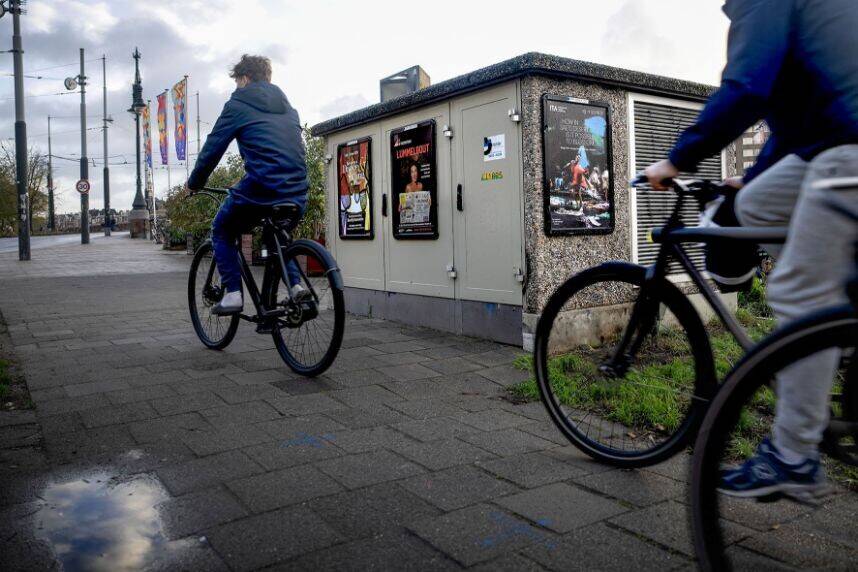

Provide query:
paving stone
left=271, top=375, right=341, bottom=395
left=461, top=428, right=556, bottom=456
left=37, top=393, right=111, bottom=415
left=330, top=384, right=403, bottom=408
left=700, top=490, right=814, bottom=532
left=643, top=453, right=692, bottom=483
left=36, top=411, right=84, bottom=436
left=287, top=531, right=459, bottom=571
left=157, top=487, right=248, bottom=539
left=324, top=425, right=414, bottom=454
left=64, top=378, right=131, bottom=397
left=475, top=365, right=530, bottom=387
left=170, top=377, right=240, bottom=396
left=516, top=421, right=572, bottom=446
left=325, top=368, right=397, bottom=387
left=401, top=465, right=519, bottom=511
left=476, top=451, right=586, bottom=488
left=78, top=401, right=159, bottom=428
left=394, top=417, right=483, bottom=442
left=227, top=464, right=344, bottom=513
left=540, top=445, right=618, bottom=475
left=383, top=379, right=460, bottom=400
left=450, top=409, right=532, bottom=432
left=0, top=424, right=40, bottom=449
left=392, top=438, right=496, bottom=471
left=267, top=393, right=345, bottom=416
left=180, top=423, right=273, bottom=456
left=213, top=384, right=284, bottom=404
left=387, top=398, right=465, bottom=420
left=574, top=469, right=686, bottom=507
left=308, top=482, right=442, bottom=540
left=42, top=425, right=137, bottom=464
left=150, top=391, right=225, bottom=416
left=106, top=383, right=178, bottom=405
left=379, top=363, right=444, bottom=382
left=469, top=553, right=544, bottom=572
left=199, top=400, right=282, bottom=426
left=0, top=446, right=49, bottom=473
left=721, top=546, right=799, bottom=571
left=409, top=504, right=557, bottom=567
left=496, top=482, right=627, bottom=533
left=225, top=369, right=291, bottom=385
left=466, top=350, right=518, bottom=368
left=208, top=505, right=343, bottom=572
left=321, top=404, right=407, bottom=429
left=156, top=450, right=264, bottom=496
left=415, top=345, right=471, bottom=360
left=315, top=449, right=425, bottom=489
left=373, top=352, right=433, bottom=366
left=243, top=436, right=343, bottom=471
left=739, top=520, right=858, bottom=569
left=610, top=500, right=753, bottom=557
left=424, top=357, right=485, bottom=375
left=371, top=340, right=435, bottom=354
left=129, top=412, right=213, bottom=444
left=522, top=522, right=688, bottom=571
left=257, top=414, right=346, bottom=441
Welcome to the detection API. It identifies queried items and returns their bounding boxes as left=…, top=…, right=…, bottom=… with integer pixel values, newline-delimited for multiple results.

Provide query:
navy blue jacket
left=188, top=81, right=307, bottom=205
left=670, top=0, right=858, bottom=182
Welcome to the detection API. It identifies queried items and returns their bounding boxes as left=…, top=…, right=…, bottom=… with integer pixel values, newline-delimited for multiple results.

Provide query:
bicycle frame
left=605, top=180, right=789, bottom=374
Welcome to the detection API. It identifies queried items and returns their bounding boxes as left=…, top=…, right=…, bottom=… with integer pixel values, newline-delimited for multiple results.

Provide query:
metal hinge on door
left=508, top=108, right=521, bottom=123
left=443, top=125, right=454, bottom=138
left=447, top=264, right=457, bottom=279
left=514, top=267, right=524, bottom=283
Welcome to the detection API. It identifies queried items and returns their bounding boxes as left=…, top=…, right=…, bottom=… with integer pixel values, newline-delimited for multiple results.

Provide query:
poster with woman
left=542, top=95, right=614, bottom=235
left=337, top=138, right=373, bottom=239
left=390, top=120, right=438, bottom=239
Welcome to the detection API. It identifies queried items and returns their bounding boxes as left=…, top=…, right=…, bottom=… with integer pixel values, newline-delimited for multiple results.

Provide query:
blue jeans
left=212, top=195, right=306, bottom=293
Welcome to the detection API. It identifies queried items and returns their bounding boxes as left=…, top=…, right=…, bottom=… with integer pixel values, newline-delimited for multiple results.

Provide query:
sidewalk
left=0, top=236, right=855, bottom=570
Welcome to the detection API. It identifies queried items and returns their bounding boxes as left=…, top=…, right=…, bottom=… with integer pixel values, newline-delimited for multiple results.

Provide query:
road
left=0, top=231, right=130, bottom=253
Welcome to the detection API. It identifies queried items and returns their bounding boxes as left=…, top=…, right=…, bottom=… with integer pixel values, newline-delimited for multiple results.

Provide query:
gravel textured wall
left=521, top=75, right=633, bottom=315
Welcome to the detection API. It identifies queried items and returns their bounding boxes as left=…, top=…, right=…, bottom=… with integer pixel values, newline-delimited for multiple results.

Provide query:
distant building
left=734, top=121, right=770, bottom=177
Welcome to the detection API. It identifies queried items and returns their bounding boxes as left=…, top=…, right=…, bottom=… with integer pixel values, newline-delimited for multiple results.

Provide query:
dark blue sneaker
left=718, top=438, right=829, bottom=499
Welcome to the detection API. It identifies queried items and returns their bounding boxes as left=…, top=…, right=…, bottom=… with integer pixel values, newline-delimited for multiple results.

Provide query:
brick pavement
left=0, top=236, right=856, bottom=570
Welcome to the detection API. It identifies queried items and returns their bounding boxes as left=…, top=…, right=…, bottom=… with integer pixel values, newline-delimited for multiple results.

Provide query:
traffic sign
left=76, top=179, right=91, bottom=194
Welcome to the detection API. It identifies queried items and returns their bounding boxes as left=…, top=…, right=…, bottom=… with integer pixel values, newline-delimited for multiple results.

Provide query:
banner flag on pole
left=142, top=103, right=153, bottom=169
left=171, top=77, right=188, bottom=162
left=157, top=91, right=168, bottom=165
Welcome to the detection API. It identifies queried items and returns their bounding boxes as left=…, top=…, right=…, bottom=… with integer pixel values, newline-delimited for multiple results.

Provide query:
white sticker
left=483, top=134, right=505, bottom=162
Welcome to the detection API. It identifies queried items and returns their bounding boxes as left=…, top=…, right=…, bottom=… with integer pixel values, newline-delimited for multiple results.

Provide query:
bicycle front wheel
left=692, top=306, right=858, bottom=571
left=267, top=240, right=344, bottom=377
left=534, top=262, right=717, bottom=467
left=188, top=241, right=240, bottom=349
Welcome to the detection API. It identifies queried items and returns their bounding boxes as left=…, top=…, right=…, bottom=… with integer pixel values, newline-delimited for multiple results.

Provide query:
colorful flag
left=171, top=77, right=187, bottom=162
left=157, top=91, right=168, bottom=165
left=142, top=103, right=153, bottom=169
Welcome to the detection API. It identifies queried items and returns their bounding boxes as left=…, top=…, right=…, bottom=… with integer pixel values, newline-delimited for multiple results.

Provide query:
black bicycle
left=187, top=187, right=345, bottom=376
left=534, top=177, right=789, bottom=467
left=692, top=186, right=858, bottom=571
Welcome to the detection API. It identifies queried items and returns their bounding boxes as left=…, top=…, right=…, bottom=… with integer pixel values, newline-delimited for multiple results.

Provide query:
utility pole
left=79, top=48, right=89, bottom=244
left=47, top=115, right=54, bottom=232
left=102, top=55, right=111, bottom=237
left=195, top=90, right=200, bottom=156
left=7, top=0, right=29, bottom=260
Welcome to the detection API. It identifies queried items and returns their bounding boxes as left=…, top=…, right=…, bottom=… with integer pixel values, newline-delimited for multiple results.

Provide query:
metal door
left=380, top=103, right=455, bottom=299
left=452, top=83, right=523, bottom=305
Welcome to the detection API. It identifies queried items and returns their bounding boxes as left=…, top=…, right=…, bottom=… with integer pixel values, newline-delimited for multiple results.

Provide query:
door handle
left=456, top=184, right=463, bottom=211
left=382, top=193, right=388, bottom=217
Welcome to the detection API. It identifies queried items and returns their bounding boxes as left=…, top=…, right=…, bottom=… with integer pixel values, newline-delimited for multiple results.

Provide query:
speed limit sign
left=76, top=179, right=90, bottom=194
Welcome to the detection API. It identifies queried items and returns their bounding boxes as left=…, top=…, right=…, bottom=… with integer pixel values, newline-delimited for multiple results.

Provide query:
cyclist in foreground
left=645, top=0, right=858, bottom=498
left=186, top=54, right=308, bottom=315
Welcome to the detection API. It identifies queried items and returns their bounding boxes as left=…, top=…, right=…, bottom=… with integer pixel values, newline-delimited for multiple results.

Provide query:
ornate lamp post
left=128, top=47, right=149, bottom=238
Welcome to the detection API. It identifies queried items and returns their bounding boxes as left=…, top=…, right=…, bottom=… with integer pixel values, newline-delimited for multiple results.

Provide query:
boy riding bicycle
left=645, top=0, right=858, bottom=498
left=186, top=54, right=308, bottom=315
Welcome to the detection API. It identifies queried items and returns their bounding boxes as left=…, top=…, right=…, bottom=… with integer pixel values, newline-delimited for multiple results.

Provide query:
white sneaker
left=282, top=283, right=311, bottom=305
left=211, top=290, right=243, bottom=315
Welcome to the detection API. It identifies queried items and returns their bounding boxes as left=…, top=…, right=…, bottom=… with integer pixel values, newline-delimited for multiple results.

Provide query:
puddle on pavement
left=32, top=468, right=178, bottom=571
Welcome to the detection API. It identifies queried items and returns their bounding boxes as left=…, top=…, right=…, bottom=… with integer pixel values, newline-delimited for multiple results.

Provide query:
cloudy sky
left=12, top=0, right=729, bottom=214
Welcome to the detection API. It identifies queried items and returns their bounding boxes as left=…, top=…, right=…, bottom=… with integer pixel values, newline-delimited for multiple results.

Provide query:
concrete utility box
left=313, top=53, right=733, bottom=347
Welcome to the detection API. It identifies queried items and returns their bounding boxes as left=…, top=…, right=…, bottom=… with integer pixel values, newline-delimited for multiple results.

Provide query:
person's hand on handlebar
left=643, top=159, right=679, bottom=190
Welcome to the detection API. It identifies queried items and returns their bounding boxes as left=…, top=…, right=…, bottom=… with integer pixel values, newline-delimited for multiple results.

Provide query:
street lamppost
left=128, top=47, right=148, bottom=238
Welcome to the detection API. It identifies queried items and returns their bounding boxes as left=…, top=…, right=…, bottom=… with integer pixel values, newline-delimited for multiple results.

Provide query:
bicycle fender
left=289, top=239, right=344, bottom=291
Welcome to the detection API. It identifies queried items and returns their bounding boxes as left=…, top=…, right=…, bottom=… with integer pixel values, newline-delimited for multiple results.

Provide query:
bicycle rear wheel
left=692, top=307, right=858, bottom=571
left=534, top=262, right=717, bottom=467
left=267, top=240, right=344, bottom=377
left=188, top=241, right=240, bottom=349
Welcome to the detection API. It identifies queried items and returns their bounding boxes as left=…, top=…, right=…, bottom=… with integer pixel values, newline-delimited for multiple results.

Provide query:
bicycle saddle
left=270, top=201, right=301, bottom=220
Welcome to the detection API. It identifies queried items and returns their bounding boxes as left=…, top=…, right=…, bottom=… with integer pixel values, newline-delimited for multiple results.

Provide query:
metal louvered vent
left=632, top=101, right=723, bottom=273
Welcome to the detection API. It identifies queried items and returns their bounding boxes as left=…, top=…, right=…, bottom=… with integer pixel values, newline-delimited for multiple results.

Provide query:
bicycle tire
left=188, top=241, right=240, bottom=350
left=534, top=262, right=717, bottom=467
left=691, top=305, right=858, bottom=571
left=266, top=239, right=345, bottom=377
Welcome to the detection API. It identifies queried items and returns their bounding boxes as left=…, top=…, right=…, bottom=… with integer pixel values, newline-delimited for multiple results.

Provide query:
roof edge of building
left=311, top=52, right=715, bottom=137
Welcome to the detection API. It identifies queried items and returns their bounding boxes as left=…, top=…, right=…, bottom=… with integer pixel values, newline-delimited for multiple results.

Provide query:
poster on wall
left=542, top=95, right=614, bottom=235
left=390, top=120, right=438, bottom=239
left=337, top=138, right=373, bottom=239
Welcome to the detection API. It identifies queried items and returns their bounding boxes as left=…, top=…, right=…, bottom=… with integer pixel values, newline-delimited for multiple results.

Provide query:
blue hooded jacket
left=188, top=81, right=307, bottom=205
left=670, top=0, right=858, bottom=182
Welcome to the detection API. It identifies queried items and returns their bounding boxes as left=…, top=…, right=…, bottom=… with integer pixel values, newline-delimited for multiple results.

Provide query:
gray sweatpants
left=735, top=145, right=858, bottom=459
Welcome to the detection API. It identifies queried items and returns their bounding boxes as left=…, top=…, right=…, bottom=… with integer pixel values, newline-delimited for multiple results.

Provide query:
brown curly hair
left=229, top=54, right=272, bottom=83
